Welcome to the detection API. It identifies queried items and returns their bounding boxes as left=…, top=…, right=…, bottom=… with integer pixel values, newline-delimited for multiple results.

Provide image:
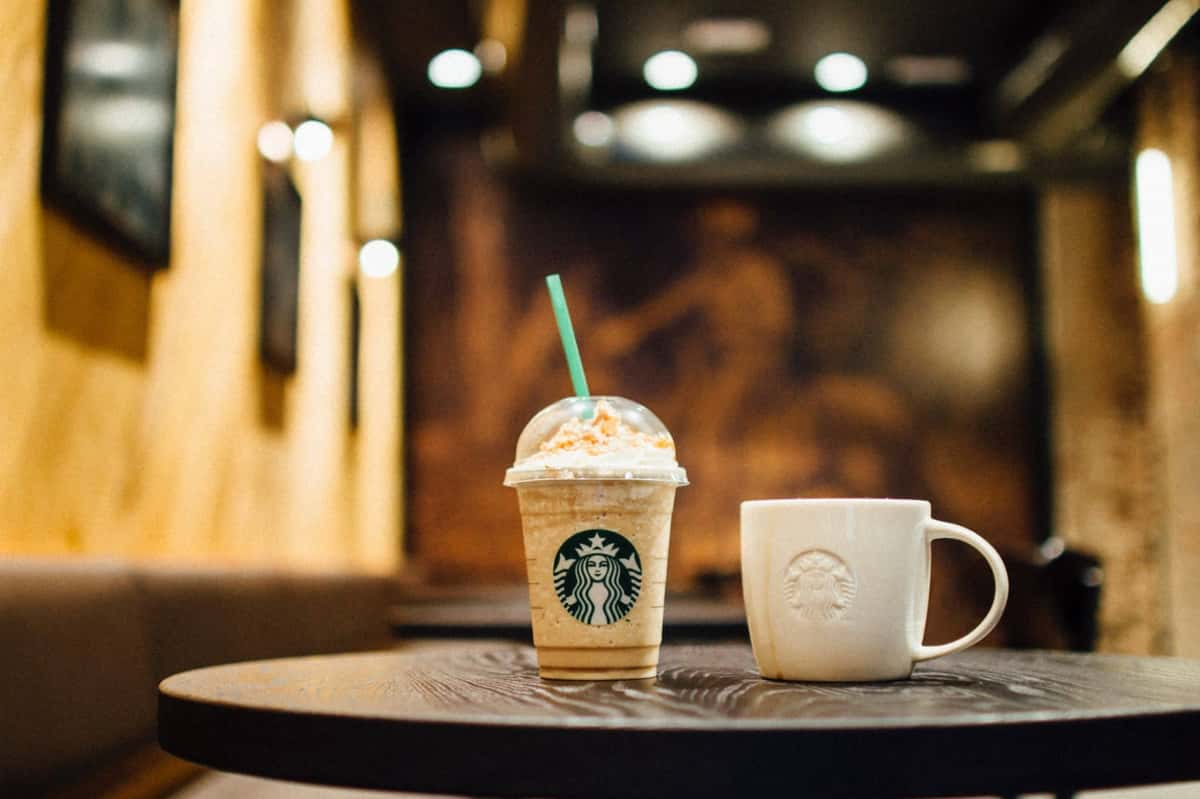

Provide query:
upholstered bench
left=0, top=558, right=396, bottom=798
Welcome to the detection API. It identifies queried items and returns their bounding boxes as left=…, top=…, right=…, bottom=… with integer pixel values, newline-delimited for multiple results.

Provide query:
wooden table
left=159, top=643, right=1200, bottom=798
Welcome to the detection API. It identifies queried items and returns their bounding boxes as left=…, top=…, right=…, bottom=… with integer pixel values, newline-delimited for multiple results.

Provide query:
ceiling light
left=1135, top=148, right=1178, bottom=304
left=474, top=39, right=507, bottom=74
left=814, top=52, right=868, bottom=93
left=886, top=55, right=971, bottom=86
left=293, top=119, right=333, bottom=161
left=613, top=100, right=739, bottom=162
left=257, top=121, right=293, bottom=163
left=359, top=239, right=400, bottom=279
left=767, top=101, right=910, bottom=162
left=1117, top=0, right=1199, bottom=79
left=804, top=106, right=853, bottom=145
left=643, top=50, right=698, bottom=91
left=427, top=49, right=482, bottom=89
left=573, top=111, right=615, bottom=147
left=683, top=18, right=771, bottom=54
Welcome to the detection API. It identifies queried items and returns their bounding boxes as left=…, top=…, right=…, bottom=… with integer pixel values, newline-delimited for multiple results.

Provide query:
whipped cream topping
left=508, top=399, right=678, bottom=475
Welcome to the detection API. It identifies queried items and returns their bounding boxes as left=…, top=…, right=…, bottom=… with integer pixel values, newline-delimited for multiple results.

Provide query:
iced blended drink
left=504, top=396, right=687, bottom=679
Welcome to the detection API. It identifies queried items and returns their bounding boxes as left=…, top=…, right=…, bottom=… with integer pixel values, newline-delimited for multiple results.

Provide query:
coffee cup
left=741, top=498, right=1008, bottom=682
left=505, top=396, right=687, bottom=680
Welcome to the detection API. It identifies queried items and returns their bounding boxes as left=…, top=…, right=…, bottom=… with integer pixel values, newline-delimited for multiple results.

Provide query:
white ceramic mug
left=741, top=498, right=1009, bottom=681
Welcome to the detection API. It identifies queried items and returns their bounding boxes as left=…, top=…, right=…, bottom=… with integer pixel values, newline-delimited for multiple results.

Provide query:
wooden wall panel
left=1047, top=55, right=1200, bottom=657
left=1040, top=186, right=1166, bottom=654
left=0, top=0, right=400, bottom=573
left=1138, top=57, right=1200, bottom=658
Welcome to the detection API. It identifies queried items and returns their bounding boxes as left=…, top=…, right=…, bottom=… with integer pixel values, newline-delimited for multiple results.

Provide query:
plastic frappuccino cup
left=504, top=396, right=688, bottom=680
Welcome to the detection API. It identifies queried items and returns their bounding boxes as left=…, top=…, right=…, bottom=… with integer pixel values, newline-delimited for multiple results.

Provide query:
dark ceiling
left=353, top=1, right=477, bottom=98
left=355, top=0, right=1193, bottom=182
left=360, top=0, right=1076, bottom=101
left=585, top=0, right=1082, bottom=140
left=592, top=0, right=1069, bottom=89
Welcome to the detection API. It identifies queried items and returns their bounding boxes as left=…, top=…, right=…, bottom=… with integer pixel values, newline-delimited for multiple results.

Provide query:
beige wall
left=0, top=0, right=400, bottom=572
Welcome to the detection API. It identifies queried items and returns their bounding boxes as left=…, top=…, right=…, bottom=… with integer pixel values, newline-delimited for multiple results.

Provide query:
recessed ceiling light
left=613, top=100, right=740, bottom=161
left=814, top=52, right=868, bottom=93
left=683, top=18, right=771, bottom=54
left=427, top=49, right=482, bottom=89
left=804, top=106, right=853, bottom=145
left=767, top=101, right=910, bottom=162
left=643, top=50, right=698, bottom=91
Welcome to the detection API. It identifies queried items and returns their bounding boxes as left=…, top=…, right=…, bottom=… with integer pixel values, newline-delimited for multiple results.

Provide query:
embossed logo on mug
left=784, top=550, right=857, bottom=621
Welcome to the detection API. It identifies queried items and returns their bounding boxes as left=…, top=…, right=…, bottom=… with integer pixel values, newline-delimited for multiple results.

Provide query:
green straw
left=545, top=273, right=590, bottom=398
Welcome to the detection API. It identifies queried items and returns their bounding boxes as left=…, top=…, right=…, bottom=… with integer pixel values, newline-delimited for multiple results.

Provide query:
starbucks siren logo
left=784, top=549, right=857, bottom=621
left=553, top=530, right=642, bottom=625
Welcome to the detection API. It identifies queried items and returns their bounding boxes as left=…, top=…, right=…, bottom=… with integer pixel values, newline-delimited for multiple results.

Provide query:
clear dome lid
left=503, top=396, right=688, bottom=486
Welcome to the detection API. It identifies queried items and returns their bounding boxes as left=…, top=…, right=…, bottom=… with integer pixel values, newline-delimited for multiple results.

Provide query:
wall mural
left=403, top=126, right=1046, bottom=642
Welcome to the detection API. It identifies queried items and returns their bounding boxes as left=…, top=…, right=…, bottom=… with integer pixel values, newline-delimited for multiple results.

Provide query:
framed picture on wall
left=40, top=0, right=180, bottom=267
left=259, top=163, right=302, bottom=375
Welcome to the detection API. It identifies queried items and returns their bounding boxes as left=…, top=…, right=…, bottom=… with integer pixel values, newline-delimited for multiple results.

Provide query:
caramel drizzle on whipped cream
left=536, top=399, right=674, bottom=459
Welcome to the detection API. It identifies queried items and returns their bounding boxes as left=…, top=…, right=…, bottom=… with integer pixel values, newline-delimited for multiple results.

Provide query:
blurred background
left=3, top=0, right=1200, bottom=659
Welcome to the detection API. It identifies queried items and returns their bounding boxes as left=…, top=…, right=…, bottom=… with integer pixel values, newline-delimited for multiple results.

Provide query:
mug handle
left=912, top=519, right=1010, bottom=662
